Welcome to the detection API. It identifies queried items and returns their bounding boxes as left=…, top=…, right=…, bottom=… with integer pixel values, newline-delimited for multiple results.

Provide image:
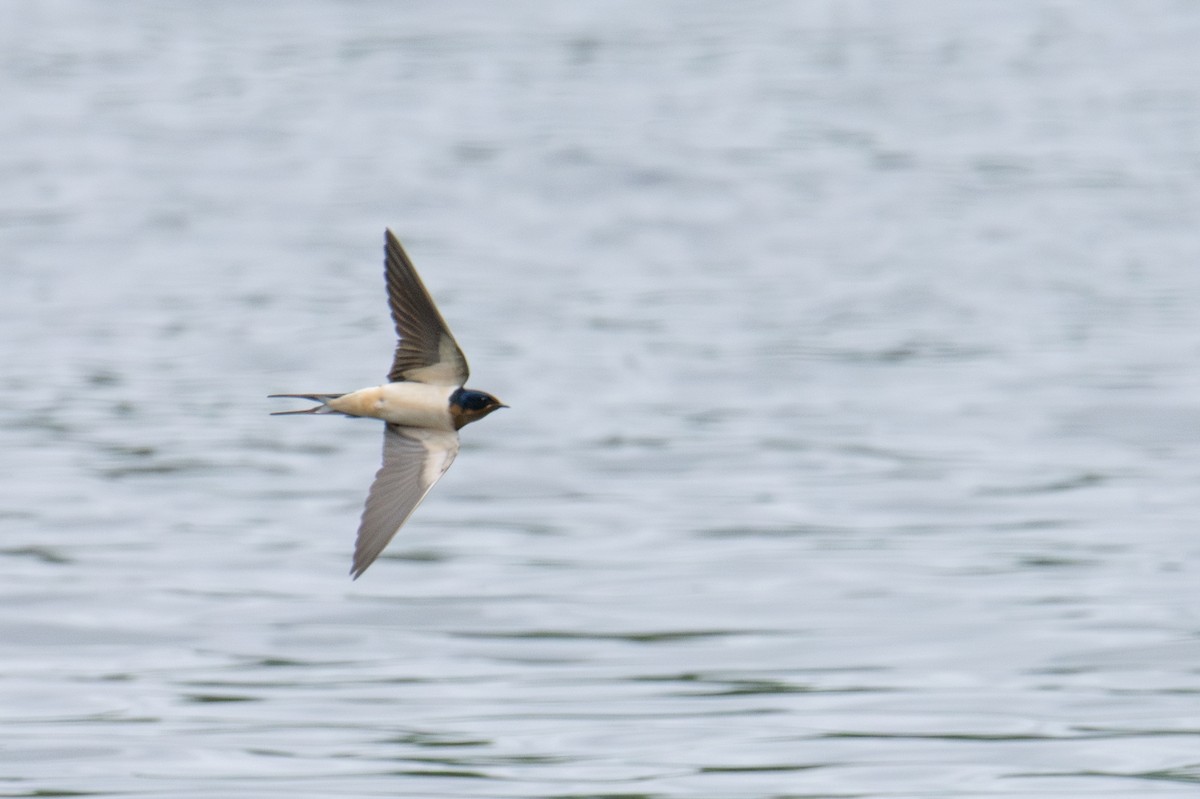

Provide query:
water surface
left=2, top=2, right=1200, bottom=797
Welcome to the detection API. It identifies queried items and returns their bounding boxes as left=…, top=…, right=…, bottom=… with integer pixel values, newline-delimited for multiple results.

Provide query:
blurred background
left=2, top=2, right=1200, bottom=797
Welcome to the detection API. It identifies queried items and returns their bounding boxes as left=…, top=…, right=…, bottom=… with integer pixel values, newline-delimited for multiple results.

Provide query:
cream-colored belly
left=327, top=382, right=456, bottom=430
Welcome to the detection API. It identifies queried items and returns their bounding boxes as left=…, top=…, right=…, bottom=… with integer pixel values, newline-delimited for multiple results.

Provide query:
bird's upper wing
left=351, top=424, right=460, bottom=578
left=384, top=230, right=470, bottom=386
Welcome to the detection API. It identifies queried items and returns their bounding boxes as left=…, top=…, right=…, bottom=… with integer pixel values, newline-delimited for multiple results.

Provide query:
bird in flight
left=270, top=230, right=506, bottom=578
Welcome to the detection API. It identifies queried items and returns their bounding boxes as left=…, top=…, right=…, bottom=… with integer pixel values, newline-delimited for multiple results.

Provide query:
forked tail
left=268, top=393, right=346, bottom=415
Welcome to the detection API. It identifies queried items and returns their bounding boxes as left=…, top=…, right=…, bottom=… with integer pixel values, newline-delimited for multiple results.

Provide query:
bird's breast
left=328, top=383, right=456, bottom=430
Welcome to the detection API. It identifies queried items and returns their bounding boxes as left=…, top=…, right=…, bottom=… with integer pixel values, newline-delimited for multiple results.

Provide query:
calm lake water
left=3, top=2, right=1200, bottom=797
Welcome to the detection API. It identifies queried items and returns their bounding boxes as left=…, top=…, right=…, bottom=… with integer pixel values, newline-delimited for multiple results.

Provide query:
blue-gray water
left=3, top=2, right=1200, bottom=797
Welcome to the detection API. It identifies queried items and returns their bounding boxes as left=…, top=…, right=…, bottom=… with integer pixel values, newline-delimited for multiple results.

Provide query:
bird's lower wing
left=351, top=424, right=460, bottom=578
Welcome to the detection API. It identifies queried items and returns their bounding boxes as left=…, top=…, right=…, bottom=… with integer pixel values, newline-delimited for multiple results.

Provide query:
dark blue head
left=449, top=388, right=507, bottom=429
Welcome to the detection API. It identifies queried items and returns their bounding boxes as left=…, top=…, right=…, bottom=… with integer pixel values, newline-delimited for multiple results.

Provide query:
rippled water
left=3, top=2, right=1200, bottom=797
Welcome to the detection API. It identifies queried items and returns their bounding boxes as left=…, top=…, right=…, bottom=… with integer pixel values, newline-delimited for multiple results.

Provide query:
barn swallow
left=270, top=230, right=506, bottom=578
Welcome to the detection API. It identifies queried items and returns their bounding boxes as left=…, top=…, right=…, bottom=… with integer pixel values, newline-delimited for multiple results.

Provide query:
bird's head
left=449, top=388, right=508, bottom=429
